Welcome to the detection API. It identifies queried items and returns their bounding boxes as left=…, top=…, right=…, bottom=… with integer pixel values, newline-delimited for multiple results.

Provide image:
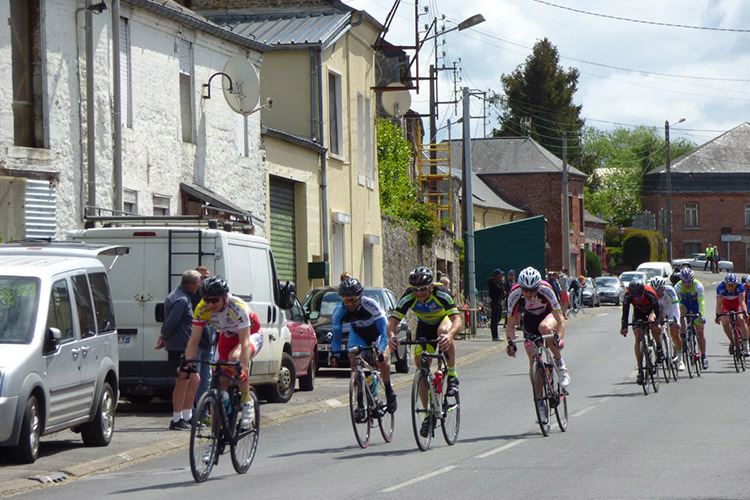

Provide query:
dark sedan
left=302, top=286, right=412, bottom=373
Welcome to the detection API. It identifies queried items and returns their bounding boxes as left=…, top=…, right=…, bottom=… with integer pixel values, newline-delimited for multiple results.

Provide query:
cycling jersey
left=621, top=286, right=660, bottom=330
left=674, top=279, right=706, bottom=318
left=717, top=282, right=745, bottom=312
left=331, top=296, right=388, bottom=357
left=656, top=284, right=680, bottom=323
left=506, top=280, right=560, bottom=318
left=192, top=294, right=260, bottom=336
left=391, top=284, right=458, bottom=325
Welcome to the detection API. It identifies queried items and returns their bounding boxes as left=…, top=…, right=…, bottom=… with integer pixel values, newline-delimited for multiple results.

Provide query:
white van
left=68, top=226, right=296, bottom=403
left=0, top=242, right=125, bottom=463
left=636, top=262, right=673, bottom=285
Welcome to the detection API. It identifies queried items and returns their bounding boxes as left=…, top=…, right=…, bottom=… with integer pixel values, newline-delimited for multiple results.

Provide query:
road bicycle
left=717, top=311, right=746, bottom=373
left=183, top=359, right=259, bottom=483
left=401, top=338, right=460, bottom=451
left=682, top=312, right=703, bottom=379
left=658, top=319, right=679, bottom=383
left=512, top=332, right=568, bottom=436
left=345, top=344, right=394, bottom=449
left=625, top=319, right=659, bottom=395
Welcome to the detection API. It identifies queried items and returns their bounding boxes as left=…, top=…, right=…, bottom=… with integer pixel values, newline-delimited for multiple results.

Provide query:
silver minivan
left=0, top=242, right=127, bottom=463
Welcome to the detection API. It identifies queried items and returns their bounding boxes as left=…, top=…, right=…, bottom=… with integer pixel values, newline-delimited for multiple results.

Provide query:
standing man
left=487, top=269, right=505, bottom=341
left=162, top=270, right=202, bottom=430
left=712, top=245, right=720, bottom=273
left=704, top=244, right=713, bottom=272
left=503, top=269, right=516, bottom=326
left=193, top=266, right=213, bottom=409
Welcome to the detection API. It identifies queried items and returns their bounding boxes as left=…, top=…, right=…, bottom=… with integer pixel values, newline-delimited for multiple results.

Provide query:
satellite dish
left=222, top=56, right=260, bottom=115
left=381, top=83, right=412, bottom=117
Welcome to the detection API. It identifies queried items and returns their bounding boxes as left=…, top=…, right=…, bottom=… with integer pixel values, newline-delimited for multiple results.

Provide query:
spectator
left=487, top=269, right=505, bottom=341
left=193, top=266, right=213, bottom=409
left=503, top=269, right=516, bottom=326
left=439, top=275, right=451, bottom=290
left=162, top=270, right=202, bottom=430
left=568, top=275, right=582, bottom=311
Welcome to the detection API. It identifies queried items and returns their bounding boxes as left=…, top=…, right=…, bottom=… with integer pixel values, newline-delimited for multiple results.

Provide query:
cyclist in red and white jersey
left=715, top=273, right=749, bottom=356
left=620, top=279, right=661, bottom=385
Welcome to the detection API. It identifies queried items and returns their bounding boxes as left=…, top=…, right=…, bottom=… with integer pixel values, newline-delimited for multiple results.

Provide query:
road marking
left=474, top=439, right=524, bottom=458
left=380, top=466, right=457, bottom=492
left=572, top=396, right=609, bottom=417
left=325, top=398, right=344, bottom=407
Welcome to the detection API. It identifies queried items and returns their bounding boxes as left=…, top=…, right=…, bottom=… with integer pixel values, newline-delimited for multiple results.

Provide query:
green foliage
left=376, top=119, right=442, bottom=247
left=585, top=249, right=602, bottom=278
left=607, top=247, right=623, bottom=267
left=622, top=230, right=667, bottom=268
left=454, top=239, right=465, bottom=272
left=490, top=38, right=584, bottom=165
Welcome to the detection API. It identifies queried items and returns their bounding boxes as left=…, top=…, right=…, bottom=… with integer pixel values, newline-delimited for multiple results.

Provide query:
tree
left=490, top=38, right=584, bottom=164
left=582, top=125, right=695, bottom=227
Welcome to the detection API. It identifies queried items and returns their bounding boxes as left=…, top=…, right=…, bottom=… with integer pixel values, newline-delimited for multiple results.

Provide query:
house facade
left=643, top=122, right=750, bottom=273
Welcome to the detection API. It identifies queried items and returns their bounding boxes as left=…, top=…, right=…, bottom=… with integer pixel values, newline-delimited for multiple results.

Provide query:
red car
left=284, top=296, right=317, bottom=391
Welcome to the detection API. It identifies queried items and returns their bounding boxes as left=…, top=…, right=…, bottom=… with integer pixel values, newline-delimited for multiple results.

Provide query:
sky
left=343, top=0, right=750, bottom=147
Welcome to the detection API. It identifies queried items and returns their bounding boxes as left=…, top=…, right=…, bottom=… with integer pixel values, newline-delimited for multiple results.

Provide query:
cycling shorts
left=414, top=316, right=450, bottom=356
left=632, top=310, right=656, bottom=327
left=347, top=329, right=388, bottom=357
left=217, top=332, right=263, bottom=375
left=680, top=304, right=705, bottom=325
left=721, top=299, right=743, bottom=314
left=660, top=304, right=680, bottom=324
left=522, top=311, right=552, bottom=338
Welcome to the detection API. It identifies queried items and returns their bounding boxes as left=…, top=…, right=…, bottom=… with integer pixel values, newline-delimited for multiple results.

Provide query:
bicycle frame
left=718, top=311, right=746, bottom=373
left=682, top=312, right=702, bottom=378
left=525, top=333, right=567, bottom=436
left=625, top=319, right=660, bottom=395
left=347, top=344, right=393, bottom=448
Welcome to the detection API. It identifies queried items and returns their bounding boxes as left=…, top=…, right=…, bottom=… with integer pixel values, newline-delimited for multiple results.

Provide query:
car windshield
left=595, top=277, right=618, bottom=287
left=640, top=268, right=661, bottom=278
left=0, top=277, right=39, bottom=344
left=306, top=288, right=384, bottom=317
left=620, top=272, right=643, bottom=281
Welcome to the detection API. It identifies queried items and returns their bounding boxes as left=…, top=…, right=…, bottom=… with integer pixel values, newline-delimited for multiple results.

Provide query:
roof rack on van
left=83, top=214, right=257, bottom=234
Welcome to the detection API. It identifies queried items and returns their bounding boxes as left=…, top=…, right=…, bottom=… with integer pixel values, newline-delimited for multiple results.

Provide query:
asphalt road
left=6, top=270, right=747, bottom=500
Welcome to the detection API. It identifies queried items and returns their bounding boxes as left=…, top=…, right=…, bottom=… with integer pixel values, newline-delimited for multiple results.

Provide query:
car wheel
left=10, top=395, right=41, bottom=463
left=298, top=354, right=316, bottom=392
left=265, top=352, right=296, bottom=403
left=81, top=381, right=115, bottom=446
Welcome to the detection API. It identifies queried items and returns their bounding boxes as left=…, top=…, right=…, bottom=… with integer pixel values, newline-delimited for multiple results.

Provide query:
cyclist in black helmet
left=620, top=279, right=662, bottom=385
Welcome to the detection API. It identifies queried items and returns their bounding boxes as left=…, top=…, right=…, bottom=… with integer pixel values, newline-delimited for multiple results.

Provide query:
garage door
left=269, top=176, right=296, bottom=283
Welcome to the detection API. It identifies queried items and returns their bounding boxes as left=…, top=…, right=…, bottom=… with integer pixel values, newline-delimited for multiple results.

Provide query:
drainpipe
left=309, top=49, right=317, bottom=140
left=316, top=48, right=330, bottom=286
left=85, top=1, right=96, bottom=215
left=111, top=0, right=123, bottom=213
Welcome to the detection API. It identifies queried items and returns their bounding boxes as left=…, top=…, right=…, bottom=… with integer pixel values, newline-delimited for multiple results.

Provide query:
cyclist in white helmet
left=650, top=277, right=685, bottom=371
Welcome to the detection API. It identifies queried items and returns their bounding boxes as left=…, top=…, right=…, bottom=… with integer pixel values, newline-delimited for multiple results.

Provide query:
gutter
left=112, top=0, right=123, bottom=213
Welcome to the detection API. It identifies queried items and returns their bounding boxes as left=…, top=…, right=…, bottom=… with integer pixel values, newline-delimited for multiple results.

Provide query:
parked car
left=594, top=276, right=626, bottom=305
left=302, top=286, right=412, bottom=373
left=0, top=242, right=127, bottom=463
left=581, top=278, right=601, bottom=307
left=636, top=262, right=672, bottom=284
left=283, top=296, right=317, bottom=392
left=619, top=271, right=649, bottom=289
left=672, top=253, right=734, bottom=272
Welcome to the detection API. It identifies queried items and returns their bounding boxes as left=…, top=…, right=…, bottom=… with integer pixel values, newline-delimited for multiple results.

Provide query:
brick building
left=642, top=123, right=750, bottom=273
left=448, top=137, right=588, bottom=275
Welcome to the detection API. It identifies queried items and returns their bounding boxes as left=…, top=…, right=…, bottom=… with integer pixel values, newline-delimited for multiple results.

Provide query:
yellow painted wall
left=259, top=50, right=313, bottom=139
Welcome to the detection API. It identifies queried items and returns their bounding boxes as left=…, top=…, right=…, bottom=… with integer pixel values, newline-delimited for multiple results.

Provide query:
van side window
left=71, top=274, right=96, bottom=339
left=89, top=272, right=116, bottom=333
left=46, top=279, right=75, bottom=342
left=0, top=277, right=39, bottom=344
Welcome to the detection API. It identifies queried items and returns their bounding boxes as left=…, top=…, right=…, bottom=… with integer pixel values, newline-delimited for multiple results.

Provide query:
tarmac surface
left=0, top=314, right=591, bottom=498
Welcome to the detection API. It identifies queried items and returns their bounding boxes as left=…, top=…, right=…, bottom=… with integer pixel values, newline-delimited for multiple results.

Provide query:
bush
left=585, top=249, right=602, bottom=277
left=622, top=229, right=667, bottom=268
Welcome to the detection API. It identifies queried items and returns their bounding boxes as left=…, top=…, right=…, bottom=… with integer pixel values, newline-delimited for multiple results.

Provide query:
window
left=178, top=37, right=195, bottom=143
left=745, top=204, right=750, bottom=228
left=685, top=203, right=698, bottom=228
left=578, top=195, right=584, bottom=232
left=684, top=242, right=701, bottom=256
left=568, top=194, right=573, bottom=232
left=119, top=16, right=132, bottom=128
left=123, top=189, right=137, bottom=214
left=363, top=243, right=373, bottom=286
left=46, top=279, right=74, bottom=343
left=328, top=72, right=342, bottom=156
left=10, top=0, right=45, bottom=147
left=153, top=194, right=170, bottom=215
left=357, top=94, right=365, bottom=184
left=71, top=274, right=96, bottom=339
left=365, top=97, right=373, bottom=186
left=0, top=277, right=39, bottom=344
left=89, top=272, right=116, bottom=333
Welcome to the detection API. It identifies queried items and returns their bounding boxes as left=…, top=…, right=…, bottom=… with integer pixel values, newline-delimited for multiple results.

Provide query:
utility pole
left=665, top=120, right=673, bottom=262
left=462, top=87, right=477, bottom=338
left=562, top=132, right=570, bottom=273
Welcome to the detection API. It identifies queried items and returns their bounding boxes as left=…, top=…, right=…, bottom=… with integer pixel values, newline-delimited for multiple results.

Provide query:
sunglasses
left=521, top=286, right=537, bottom=293
left=203, top=296, right=222, bottom=304
left=341, top=296, right=361, bottom=304
left=413, top=285, right=431, bottom=292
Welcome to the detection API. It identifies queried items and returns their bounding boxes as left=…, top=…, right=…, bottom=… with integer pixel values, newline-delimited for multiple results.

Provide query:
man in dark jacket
left=487, top=269, right=505, bottom=341
left=162, top=270, right=202, bottom=430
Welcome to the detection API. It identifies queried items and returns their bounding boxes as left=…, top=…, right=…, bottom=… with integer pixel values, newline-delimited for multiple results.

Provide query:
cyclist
left=715, top=273, right=749, bottom=356
left=388, top=266, right=462, bottom=437
left=620, top=279, right=661, bottom=385
left=330, top=278, right=397, bottom=421
left=650, top=277, right=685, bottom=371
left=674, top=267, right=709, bottom=369
left=184, top=276, right=263, bottom=427
left=505, top=267, right=570, bottom=399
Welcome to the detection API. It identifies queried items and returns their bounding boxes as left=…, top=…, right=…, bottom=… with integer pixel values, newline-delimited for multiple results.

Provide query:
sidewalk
left=0, top=330, right=512, bottom=497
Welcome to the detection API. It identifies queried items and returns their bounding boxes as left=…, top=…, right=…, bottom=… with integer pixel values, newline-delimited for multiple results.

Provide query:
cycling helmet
left=650, top=276, right=666, bottom=292
left=743, top=275, right=750, bottom=285
left=409, top=266, right=434, bottom=286
left=518, top=267, right=542, bottom=289
left=628, top=279, right=645, bottom=295
left=725, top=273, right=739, bottom=284
left=200, top=276, right=229, bottom=297
left=339, top=277, right=364, bottom=297
left=680, top=267, right=694, bottom=281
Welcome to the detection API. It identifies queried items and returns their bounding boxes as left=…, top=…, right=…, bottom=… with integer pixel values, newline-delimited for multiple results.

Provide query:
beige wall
left=259, top=51, right=313, bottom=138
left=475, top=207, right=526, bottom=229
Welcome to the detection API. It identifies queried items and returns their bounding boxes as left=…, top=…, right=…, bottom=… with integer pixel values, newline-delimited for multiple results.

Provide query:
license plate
left=118, top=334, right=132, bottom=345
left=318, top=344, right=330, bottom=351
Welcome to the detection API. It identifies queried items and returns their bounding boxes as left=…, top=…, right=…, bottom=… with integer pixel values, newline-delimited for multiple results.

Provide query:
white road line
left=325, top=398, right=344, bottom=407
left=572, top=396, right=609, bottom=418
left=474, top=439, right=524, bottom=458
left=380, top=466, right=457, bottom=492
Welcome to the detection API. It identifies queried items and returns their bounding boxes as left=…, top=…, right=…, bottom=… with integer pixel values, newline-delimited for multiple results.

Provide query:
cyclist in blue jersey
left=330, top=278, right=397, bottom=420
left=674, top=267, right=709, bottom=369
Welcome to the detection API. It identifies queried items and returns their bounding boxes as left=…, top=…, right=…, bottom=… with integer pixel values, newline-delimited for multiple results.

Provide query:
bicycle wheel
left=690, top=330, right=702, bottom=377
left=531, top=361, right=551, bottom=436
left=441, top=387, right=460, bottom=445
left=190, top=392, right=219, bottom=483
left=375, top=374, right=394, bottom=443
left=411, top=369, right=432, bottom=451
left=739, top=325, right=747, bottom=372
left=349, top=371, right=371, bottom=449
left=231, top=388, right=260, bottom=474
left=551, top=363, right=568, bottom=432
left=660, top=330, right=671, bottom=384
left=683, top=342, right=693, bottom=379
left=648, top=338, right=660, bottom=393
left=640, top=339, right=650, bottom=396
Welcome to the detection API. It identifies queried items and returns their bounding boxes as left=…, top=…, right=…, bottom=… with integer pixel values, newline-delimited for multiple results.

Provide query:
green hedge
left=585, top=249, right=602, bottom=278
left=622, top=229, right=667, bottom=268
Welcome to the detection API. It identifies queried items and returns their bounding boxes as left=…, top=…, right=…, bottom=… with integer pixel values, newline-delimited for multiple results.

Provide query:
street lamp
left=665, top=117, right=686, bottom=262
